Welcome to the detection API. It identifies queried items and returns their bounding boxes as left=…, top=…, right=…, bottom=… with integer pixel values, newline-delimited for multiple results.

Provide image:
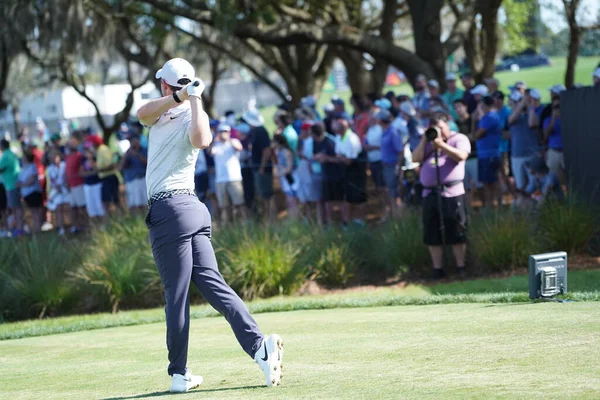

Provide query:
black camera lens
left=425, top=127, right=439, bottom=141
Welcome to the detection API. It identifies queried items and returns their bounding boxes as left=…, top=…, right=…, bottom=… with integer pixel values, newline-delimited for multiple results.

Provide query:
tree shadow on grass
left=100, top=385, right=263, bottom=400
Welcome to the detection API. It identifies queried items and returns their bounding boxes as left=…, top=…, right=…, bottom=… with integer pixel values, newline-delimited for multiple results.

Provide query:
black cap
left=492, top=90, right=505, bottom=100
left=482, top=96, right=494, bottom=106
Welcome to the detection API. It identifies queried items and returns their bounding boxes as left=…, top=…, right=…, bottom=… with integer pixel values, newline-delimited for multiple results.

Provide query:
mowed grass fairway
left=1, top=303, right=599, bottom=400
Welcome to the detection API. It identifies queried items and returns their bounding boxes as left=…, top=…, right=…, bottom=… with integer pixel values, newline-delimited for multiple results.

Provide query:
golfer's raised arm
left=188, top=94, right=212, bottom=149
left=137, top=92, right=182, bottom=127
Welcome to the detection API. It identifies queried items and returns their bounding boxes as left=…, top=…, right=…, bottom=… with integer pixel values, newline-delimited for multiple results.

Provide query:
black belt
left=147, top=189, right=196, bottom=207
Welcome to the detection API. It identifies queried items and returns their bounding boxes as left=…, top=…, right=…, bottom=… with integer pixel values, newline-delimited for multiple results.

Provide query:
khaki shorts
left=216, top=181, right=245, bottom=207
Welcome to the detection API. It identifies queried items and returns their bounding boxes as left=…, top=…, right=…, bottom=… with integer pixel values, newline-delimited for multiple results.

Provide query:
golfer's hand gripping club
left=186, top=79, right=205, bottom=98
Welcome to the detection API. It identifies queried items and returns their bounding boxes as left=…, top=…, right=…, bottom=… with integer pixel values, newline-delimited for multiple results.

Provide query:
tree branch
left=142, top=0, right=212, bottom=24
left=443, top=0, right=477, bottom=56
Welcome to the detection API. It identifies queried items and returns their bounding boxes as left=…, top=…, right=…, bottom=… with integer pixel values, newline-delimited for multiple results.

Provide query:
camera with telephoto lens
left=425, top=126, right=441, bottom=142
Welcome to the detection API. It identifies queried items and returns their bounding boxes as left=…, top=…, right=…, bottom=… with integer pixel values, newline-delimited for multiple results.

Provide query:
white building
left=0, top=82, right=159, bottom=139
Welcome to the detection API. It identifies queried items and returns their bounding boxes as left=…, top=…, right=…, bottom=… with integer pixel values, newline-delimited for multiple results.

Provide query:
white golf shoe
left=254, top=334, right=284, bottom=387
left=170, top=370, right=203, bottom=393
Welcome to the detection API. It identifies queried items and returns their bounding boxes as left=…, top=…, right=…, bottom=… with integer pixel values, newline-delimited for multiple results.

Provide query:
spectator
left=46, top=151, right=70, bottom=235
left=364, top=109, right=386, bottom=210
left=322, top=103, right=336, bottom=135
left=474, top=96, right=503, bottom=207
left=484, top=77, right=499, bottom=94
left=334, top=115, right=366, bottom=225
left=543, top=97, right=565, bottom=182
left=307, top=123, right=330, bottom=225
left=594, top=67, right=600, bottom=87
left=312, top=122, right=344, bottom=225
left=538, top=84, right=566, bottom=144
left=80, top=147, right=105, bottom=227
left=506, top=91, right=540, bottom=205
left=492, top=91, right=511, bottom=195
left=509, top=81, right=527, bottom=95
left=412, top=113, right=471, bottom=279
left=399, top=102, right=423, bottom=153
left=453, top=99, right=480, bottom=206
left=275, top=111, right=299, bottom=161
left=385, top=90, right=400, bottom=112
left=525, top=157, right=564, bottom=205
left=235, top=120, right=255, bottom=214
left=244, top=108, right=275, bottom=222
left=297, top=121, right=323, bottom=223
left=412, top=74, right=430, bottom=124
left=377, top=109, right=404, bottom=220
left=210, top=124, right=247, bottom=224
left=89, top=134, right=121, bottom=224
left=119, top=135, right=148, bottom=214
left=443, top=73, right=465, bottom=121
left=526, top=88, right=545, bottom=145
left=301, top=95, right=321, bottom=121
left=0, top=139, right=22, bottom=236
left=273, top=134, right=299, bottom=219
left=351, top=94, right=371, bottom=141
left=461, top=72, right=477, bottom=114
left=469, top=84, right=489, bottom=134
left=65, top=135, right=87, bottom=232
left=17, top=151, right=43, bottom=234
left=332, top=97, right=350, bottom=121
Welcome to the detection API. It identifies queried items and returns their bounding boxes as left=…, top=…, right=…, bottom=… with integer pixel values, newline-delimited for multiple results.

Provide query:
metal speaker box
left=528, top=252, right=567, bottom=299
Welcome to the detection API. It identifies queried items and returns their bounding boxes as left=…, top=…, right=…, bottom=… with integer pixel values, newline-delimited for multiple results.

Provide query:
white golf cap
left=155, top=58, right=195, bottom=87
left=593, top=67, right=600, bottom=79
left=509, top=91, right=523, bottom=103
left=427, top=79, right=439, bottom=88
left=445, top=72, right=457, bottom=81
left=218, top=123, right=231, bottom=132
left=399, top=101, right=416, bottom=117
left=470, top=84, right=489, bottom=97
left=529, top=88, right=541, bottom=100
left=548, top=84, right=566, bottom=95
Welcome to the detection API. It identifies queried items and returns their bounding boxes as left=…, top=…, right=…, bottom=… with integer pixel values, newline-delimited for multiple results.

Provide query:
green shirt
left=0, top=149, right=21, bottom=191
left=443, top=88, right=465, bottom=121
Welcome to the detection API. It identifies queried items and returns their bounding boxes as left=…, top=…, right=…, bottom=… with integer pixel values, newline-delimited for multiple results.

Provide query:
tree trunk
left=336, top=48, right=371, bottom=95
left=11, top=105, right=21, bottom=139
left=203, top=53, right=226, bottom=118
left=565, top=27, right=579, bottom=88
left=463, top=0, right=502, bottom=84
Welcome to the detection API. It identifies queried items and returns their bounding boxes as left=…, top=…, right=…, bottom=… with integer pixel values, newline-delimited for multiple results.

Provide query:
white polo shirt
left=210, top=140, right=243, bottom=183
left=335, top=129, right=362, bottom=160
left=146, top=102, right=199, bottom=198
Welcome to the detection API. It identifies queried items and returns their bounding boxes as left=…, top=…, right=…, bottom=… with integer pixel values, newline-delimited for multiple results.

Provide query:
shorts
left=126, top=177, right=148, bottom=208
left=511, top=156, right=535, bottom=191
left=422, top=193, right=468, bottom=246
left=69, top=185, right=86, bottom=208
left=47, top=189, right=70, bottom=211
left=24, top=191, right=43, bottom=208
left=279, top=170, right=300, bottom=198
left=296, top=160, right=320, bottom=203
left=84, top=183, right=105, bottom=217
left=0, top=183, right=6, bottom=211
left=464, top=158, right=482, bottom=190
left=546, top=149, right=564, bottom=177
left=254, top=171, right=273, bottom=199
left=382, top=163, right=399, bottom=198
left=216, top=181, right=245, bottom=207
left=101, top=174, right=120, bottom=204
left=346, top=164, right=367, bottom=205
left=6, top=189, right=20, bottom=209
left=369, top=161, right=385, bottom=188
left=477, top=157, right=500, bottom=184
left=322, top=179, right=345, bottom=202
left=194, top=172, right=209, bottom=200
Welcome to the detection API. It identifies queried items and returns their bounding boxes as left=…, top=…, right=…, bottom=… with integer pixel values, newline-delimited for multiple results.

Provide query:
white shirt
left=210, top=139, right=243, bottom=183
left=335, top=129, right=362, bottom=160
left=146, top=102, right=199, bottom=198
left=365, top=124, right=383, bottom=162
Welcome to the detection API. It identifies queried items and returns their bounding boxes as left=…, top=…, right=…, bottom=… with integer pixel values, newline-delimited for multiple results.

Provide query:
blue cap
left=209, top=119, right=220, bottom=127
left=374, top=98, right=392, bottom=110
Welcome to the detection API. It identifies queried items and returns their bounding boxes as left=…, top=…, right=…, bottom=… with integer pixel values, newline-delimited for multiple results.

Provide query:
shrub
left=470, top=209, right=538, bottom=273
left=538, top=198, right=598, bottom=254
left=0, top=237, right=80, bottom=319
left=72, top=218, right=160, bottom=313
left=215, top=227, right=303, bottom=300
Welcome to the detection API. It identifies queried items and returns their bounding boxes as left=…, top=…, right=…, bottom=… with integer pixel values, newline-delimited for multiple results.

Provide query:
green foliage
left=72, top=217, right=160, bottom=313
left=537, top=198, right=598, bottom=254
left=0, top=237, right=80, bottom=320
left=469, top=209, right=539, bottom=272
left=502, top=0, right=534, bottom=55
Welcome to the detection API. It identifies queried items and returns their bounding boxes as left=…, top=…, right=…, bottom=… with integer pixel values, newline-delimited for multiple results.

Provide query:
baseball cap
left=331, top=96, right=345, bottom=106
left=385, top=90, right=396, bottom=100
left=86, top=135, right=103, bottom=147
left=484, top=77, right=499, bottom=86
left=491, top=90, right=505, bottom=100
left=594, top=67, right=600, bottom=79
left=399, top=101, right=416, bottom=117
left=301, top=120, right=314, bottom=130
left=529, top=88, right=541, bottom=100
left=241, top=108, right=265, bottom=127
left=155, top=58, right=195, bottom=87
left=427, top=79, right=439, bottom=88
left=375, top=109, right=393, bottom=123
left=209, top=119, right=220, bottom=127
left=301, top=95, right=316, bottom=108
left=470, top=84, right=489, bottom=96
left=509, top=81, right=527, bottom=91
left=509, top=91, right=523, bottom=103
left=50, top=133, right=61, bottom=142
left=323, top=103, right=335, bottom=113
left=374, top=98, right=392, bottom=110
left=415, top=74, right=427, bottom=82
left=218, top=123, right=231, bottom=132
left=445, top=72, right=457, bottom=81
left=549, top=84, right=566, bottom=95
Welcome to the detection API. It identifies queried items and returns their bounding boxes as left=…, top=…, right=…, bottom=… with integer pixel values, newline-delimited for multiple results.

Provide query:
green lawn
left=0, top=303, right=599, bottom=399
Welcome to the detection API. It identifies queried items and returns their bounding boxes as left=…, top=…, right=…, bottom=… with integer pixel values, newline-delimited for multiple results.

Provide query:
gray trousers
left=146, top=194, right=263, bottom=376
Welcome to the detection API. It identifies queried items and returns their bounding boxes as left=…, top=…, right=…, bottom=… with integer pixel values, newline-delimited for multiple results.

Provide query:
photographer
left=412, top=113, right=471, bottom=279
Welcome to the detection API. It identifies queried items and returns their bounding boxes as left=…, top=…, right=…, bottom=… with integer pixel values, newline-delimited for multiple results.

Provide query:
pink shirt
left=419, top=132, right=471, bottom=198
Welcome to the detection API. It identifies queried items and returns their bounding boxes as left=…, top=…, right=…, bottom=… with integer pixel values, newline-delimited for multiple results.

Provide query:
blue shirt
left=477, top=111, right=502, bottom=159
left=543, top=116, right=562, bottom=150
left=123, top=148, right=147, bottom=182
left=497, top=105, right=511, bottom=153
left=380, top=126, right=404, bottom=165
left=509, top=113, right=540, bottom=158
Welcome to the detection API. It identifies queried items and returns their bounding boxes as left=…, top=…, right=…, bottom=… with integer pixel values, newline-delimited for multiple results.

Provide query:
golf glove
left=186, top=79, right=205, bottom=98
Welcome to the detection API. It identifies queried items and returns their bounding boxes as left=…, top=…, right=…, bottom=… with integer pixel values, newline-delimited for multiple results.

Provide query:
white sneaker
left=254, top=334, right=284, bottom=387
left=170, top=370, right=203, bottom=393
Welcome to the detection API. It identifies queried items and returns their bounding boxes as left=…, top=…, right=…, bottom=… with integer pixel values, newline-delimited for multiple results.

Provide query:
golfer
left=137, top=58, right=283, bottom=393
